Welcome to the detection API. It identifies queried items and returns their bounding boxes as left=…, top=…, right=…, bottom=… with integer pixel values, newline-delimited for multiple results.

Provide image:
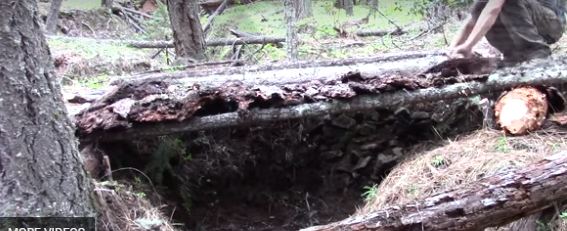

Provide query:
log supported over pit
left=74, top=55, right=567, bottom=141
left=300, top=151, right=567, bottom=231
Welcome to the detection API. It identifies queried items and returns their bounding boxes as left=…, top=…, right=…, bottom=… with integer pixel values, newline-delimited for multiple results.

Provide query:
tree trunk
left=284, top=0, right=298, bottom=61
left=45, top=0, right=63, bottom=34
left=301, top=151, right=567, bottom=231
left=166, top=0, right=206, bottom=62
left=0, top=0, right=94, bottom=216
left=368, top=0, right=378, bottom=17
left=296, top=0, right=313, bottom=19
left=101, top=0, right=114, bottom=8
left=335, top=0, right=354, bottom=15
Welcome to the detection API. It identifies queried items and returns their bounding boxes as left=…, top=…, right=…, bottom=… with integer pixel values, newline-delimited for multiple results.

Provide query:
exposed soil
left=96, top=98, right=482, bottom=230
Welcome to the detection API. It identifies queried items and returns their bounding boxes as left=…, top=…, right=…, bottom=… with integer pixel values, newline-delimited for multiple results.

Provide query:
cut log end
left=495, top=86, right=548, bottom=135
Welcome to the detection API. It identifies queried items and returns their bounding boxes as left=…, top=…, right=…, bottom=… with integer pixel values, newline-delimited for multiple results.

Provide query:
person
left=449, top=0, right=567, bottom=65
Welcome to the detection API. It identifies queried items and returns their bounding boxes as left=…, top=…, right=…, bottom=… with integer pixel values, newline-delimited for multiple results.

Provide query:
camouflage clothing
left=471, top=0, right=566, bottom=64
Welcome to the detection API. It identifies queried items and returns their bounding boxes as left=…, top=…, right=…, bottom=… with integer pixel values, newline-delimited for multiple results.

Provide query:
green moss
left=61, top=0, right=102, bottom=11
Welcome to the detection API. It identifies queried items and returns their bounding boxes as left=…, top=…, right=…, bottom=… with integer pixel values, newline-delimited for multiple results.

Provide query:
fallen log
left=112, top=50, right=447, bottom=85
left=127, top=36, right=286, bottom=48
left=495, top=86, right=549, bottom=135
left=300, top=151, right=567, bottom=231
left=356, top=28, right=406, bottom=37
left=74, top=56, right=567, bottom=141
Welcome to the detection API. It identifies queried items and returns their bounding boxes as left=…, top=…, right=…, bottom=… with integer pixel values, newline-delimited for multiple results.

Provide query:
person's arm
left=460, top=0, right=506, bottom=51
left=450, top=16, right=477, bottom=48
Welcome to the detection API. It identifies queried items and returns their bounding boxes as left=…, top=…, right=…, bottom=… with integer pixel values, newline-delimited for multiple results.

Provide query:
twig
left=115, top=6, right=154, bottom=19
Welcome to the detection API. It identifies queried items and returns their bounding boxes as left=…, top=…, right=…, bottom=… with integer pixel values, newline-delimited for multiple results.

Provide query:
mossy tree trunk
left=0, top=0, right=94, bottom=216
left=167, top=0, right=206, bottom=63
left=45, top=0, right=63, bottom=34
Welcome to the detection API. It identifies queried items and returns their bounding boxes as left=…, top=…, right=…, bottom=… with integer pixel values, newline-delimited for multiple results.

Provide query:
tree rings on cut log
left=494, top=86, right=548, bottom=135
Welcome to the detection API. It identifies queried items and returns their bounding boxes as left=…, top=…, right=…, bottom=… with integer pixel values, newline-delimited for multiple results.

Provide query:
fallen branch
left=356, top=28, right=405, bottom=37
left=203, top=0, right=230, bottom=35
left=229, top=28, right=259, bottom=38
left=301, top=151, right=567, bottom=231
left=75, top=56, right=567, bottom=141
left=128, top=36, right=285, bottom=48
left=113, top=6, right=153, bottom=19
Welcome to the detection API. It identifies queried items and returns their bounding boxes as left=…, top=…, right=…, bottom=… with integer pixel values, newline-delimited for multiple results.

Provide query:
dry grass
left=93, top=180, right=179, bottom=231
left=357, top=128, right=567, bottom=229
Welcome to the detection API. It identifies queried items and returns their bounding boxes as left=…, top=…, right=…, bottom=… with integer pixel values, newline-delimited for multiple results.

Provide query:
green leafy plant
left=431, top=155, right=446, bottom=168
left=495, top=136, right=511, bottom=153
left=362, top=185, right=379, bottom=202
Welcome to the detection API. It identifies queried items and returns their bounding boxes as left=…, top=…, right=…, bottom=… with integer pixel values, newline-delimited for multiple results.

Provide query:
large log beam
left=113, top=50, right=448, bottom=86
left=74, top=56, right=567, bottom=141
left=300, top=151, right=567, bottom=231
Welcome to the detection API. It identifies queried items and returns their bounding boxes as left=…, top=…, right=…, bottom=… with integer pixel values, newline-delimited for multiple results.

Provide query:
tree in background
left=167, top=0, right=206, bottom=63
left=0, top=0, right=94, bottom=216
left=296, top=0, right=313, bottom=19
left=335, top=0, right=354, bottom=16
left=45, top=0, right=63, bottom=34
left=102, top=0, right=114, bottom=8
left=285, top=0, right=299, bottom=61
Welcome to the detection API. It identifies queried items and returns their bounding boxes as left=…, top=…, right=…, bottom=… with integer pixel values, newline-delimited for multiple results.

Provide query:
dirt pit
left=94, top=98, right=482, bottom=230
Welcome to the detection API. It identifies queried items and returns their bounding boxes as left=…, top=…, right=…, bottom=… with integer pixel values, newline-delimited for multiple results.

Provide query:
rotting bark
left=74, top=56, right=567, bottom=141
left=0, top=0, right=94, bottom=216
left=45, top=0, right=63, bottom=34
left=167, top=0, right=206, bottom=61
left=301, top=151, right=567, bottom=231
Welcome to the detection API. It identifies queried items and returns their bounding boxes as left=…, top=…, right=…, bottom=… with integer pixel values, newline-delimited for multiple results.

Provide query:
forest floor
left=44, top=1, right=567, bottom=230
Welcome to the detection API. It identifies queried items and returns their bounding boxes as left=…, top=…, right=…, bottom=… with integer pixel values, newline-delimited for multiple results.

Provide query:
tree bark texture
left=301, top=151, right=567, bottom=231
left=73, top=56, right=567, bottom=140
left=167, top=0, right=206, bottom=61
left=285, top=0, right=299, bottom=61
left=45, top=0, right=63, bottom=34
left=0, top=0, right=94, bottom=216
left=101, top=0, right=114, bottom=8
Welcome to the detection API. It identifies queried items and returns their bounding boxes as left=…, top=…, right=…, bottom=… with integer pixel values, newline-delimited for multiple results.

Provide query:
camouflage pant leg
left=473, top=0, right=564, bottom=62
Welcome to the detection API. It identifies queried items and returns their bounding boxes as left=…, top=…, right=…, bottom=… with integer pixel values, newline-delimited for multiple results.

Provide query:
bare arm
left=461, top=0, right=506, bottom=50
left=450, top=16, right=476, bottom=48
